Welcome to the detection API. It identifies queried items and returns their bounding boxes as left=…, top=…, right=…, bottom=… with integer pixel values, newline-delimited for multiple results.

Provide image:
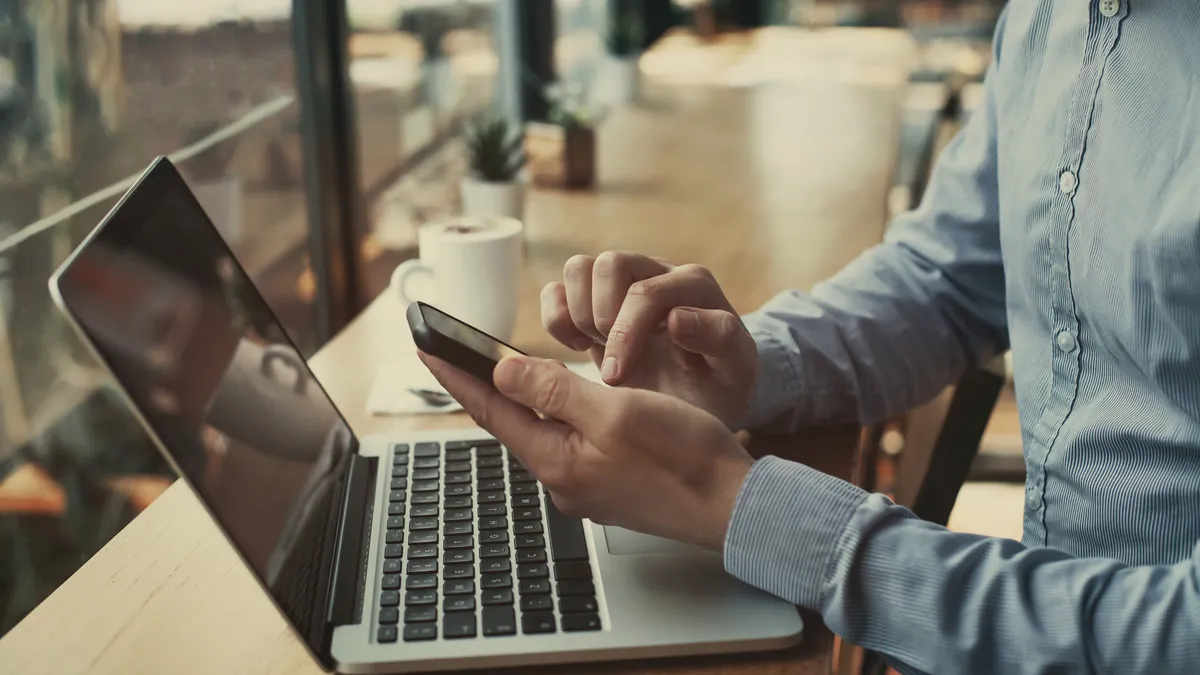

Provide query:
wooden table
left=0, top=29, right=910, bottom=675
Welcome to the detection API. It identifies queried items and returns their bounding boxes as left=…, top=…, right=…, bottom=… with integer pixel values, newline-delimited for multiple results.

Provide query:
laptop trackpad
left=604, top=527, right=703, bottom=555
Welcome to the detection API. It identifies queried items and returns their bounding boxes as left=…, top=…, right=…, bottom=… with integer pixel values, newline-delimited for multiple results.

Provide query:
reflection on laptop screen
left=55, top=161, right=353, bottom=655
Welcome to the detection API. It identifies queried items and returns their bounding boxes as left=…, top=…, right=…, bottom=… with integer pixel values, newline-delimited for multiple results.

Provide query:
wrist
left=702, top=453, right=754, bottom=553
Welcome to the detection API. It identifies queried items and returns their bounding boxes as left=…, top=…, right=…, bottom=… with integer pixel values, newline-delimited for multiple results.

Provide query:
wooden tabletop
left=0, top=29, right=909, bottom=675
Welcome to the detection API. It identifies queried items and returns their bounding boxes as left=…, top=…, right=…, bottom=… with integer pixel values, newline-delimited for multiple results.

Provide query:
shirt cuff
left=723, top=455, right=868, bottom=609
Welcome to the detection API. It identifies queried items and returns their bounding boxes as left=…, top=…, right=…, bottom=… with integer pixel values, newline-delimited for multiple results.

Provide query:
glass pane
left=0, top=1, right=312, bottom=636
left=556, top=0, right=607, bottom=85
left=348, top=0, right=499, bottom=302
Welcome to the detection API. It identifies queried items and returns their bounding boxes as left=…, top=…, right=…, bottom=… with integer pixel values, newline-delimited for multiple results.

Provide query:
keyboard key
left=411, top=493, right=438, bottom=505
left=481, top=559, right=512, bottom=574
left=475, top=444, right=503, bottom=457
left=406, top=576, right=437, bottom=590
left=562, top=614, right=602, bottom=632
left=387, top=516, right=405, bottom=530
left=388, top=503, right=405, bottom=517
left=378, top=625, right=398, bottom=643
left=512, top=495, right=540, bottom=508
left=410, top=505, right=438, bottom=518
left=444, top=495, right=471, bottom=508
left=382, top=574, right=401, bottom=589
left=405, top=606, right=437, bottom=623
left=521, top=612, right=557, bottom=635
left=412, top=469, right=440, bottom=481
left=391, top=465, right=408, bottom=478
left=445, top=473, right=471, bottom=485
left=410, top=518, right=438, bottom=531
left=478, top=479, right=506, bottom=492
left=443, top=611, right=477, bottom=639
left=380, top=590, right=400, bottom=606
left=444, top=550, right=474, bottom=564
left=385, top=530, right=404, bottom=544
left=517, top=548, right=547, bottom=563
left=481, top=573, right=513, bottom=589
left=556, top=580, right=595, bottom=596
left=403, top=624, right=437, bottom=642
left=478, top=491, right=505, bottom=504
left=480, top=530, right=509, bottom=545
left=480, top=517, right=508, bottom=530
left=518, top=563, right=548, bottom=579
left=482, top=589, right=514, bottom=605
left=445, top=461, right=471, bottom=473
left=476, top=457, right=503, bottom=469
left=483, top=607, right=517, bottom=637
left=520, top=594, right=553, bottom=612
left=508, top=470, right=535, bottom=483
left=477, top=468, right=505, bottom=480
left=444, top=579, right=476, bottom=595
left=383, top=559, right=402, bottom=574
left=481, top=543, right=510, bottom=558
left=389, top=490, right=406, bottom=503
left=479, top=504, right=507, bottom=517
left=445, top=449, right=471, bottom=462
left=414, top=442, right=440, bottom=457
left=406, top=560, right=436, bottom=575
left=408, top=531, right=437, bottom=545
left=379, top=607, right=400, bottom=624
left=412, top=457, right=440, bottom=470
left=445, top=509, right=473, bottom=522
left=511, top=483, right=539, bottom=495
left=555, top=561, right=593, bottom=581
left=513, top=508, right=542, bottom=522
left=514, top=522, right=543, bottom=535
left=443, top=596, right=476, bottom=612
left=408, top=545, right=437, bottom=559
left=519, top=579, right=551, bottom=595
left=383, top=544, right=403, bottom=559
left=412, top=481, right=439, bottom=493
left=445, top=484, right=472, bottom=497
left=444, top=564, right=475, bottom=580
left=445, top=522, right=473, bottom=536
left=444, top=535, right=474, bottom=549
left=559, top=596, right=598, bottom=614
left=389, top=478, right=406, bottom=490
left=393, top=444, right=410, bottom=459
left=515, top=534, right=545, bottom=549
left=405, top=590, right=436, bottom=606
left=546, top=500, right=590, bottom=561
left=444, top=440, right=479, bottom=450
left=508, top=458, right=525, bottom=469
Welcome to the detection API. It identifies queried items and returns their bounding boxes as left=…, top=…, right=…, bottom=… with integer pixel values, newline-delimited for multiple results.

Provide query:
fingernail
left=674, top=309, right=699, bottom=336
left=601, top=356, right=618, bottom=381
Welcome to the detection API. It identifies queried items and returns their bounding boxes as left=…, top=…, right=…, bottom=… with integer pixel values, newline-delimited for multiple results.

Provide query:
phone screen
left=421, top=303, right=524, bottom=362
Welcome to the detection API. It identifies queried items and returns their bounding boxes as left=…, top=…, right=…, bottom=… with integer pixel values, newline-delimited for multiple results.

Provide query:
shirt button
left=1059, top=170, right=1078, bottom=194
left=1099, top=0, right=1120, bottom=18
left=1026, top=487, right=1042, bottom=510
left=1056, top=330, right=1078, bottom=353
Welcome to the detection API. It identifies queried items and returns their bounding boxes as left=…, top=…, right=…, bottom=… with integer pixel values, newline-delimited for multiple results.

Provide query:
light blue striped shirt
left=725, top=2, right=1200, bottom=673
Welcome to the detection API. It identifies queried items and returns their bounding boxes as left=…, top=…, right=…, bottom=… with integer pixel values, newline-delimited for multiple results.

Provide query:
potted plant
left=602, top=7, right=645, bottom=104
left=524, top=80, right=602, bottom=189
left=460, top=114, right=526, bottom=220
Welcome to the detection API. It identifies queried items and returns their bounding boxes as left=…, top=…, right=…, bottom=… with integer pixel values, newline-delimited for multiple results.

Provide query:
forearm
left=725, top=457, right=1200, bottom=675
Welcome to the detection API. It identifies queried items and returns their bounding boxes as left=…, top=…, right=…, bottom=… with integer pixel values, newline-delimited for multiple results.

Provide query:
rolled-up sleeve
left=724, top=457, right=1200, bottom=675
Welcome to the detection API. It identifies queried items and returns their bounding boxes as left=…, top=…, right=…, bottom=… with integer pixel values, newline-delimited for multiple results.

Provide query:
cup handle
left=392, top=259, right=434, bottom=306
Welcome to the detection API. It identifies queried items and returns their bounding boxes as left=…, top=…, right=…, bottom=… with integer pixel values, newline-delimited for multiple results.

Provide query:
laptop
left=49, top=157, right=803, bottom=673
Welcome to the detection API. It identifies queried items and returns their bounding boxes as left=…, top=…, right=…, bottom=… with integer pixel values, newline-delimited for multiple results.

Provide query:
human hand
left=541, top=252, right=758, bottom=426
left=420, top=352, right=755, bottom=551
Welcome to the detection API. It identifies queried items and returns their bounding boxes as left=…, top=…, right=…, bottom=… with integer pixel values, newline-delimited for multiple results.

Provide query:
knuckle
left=627, top=279, right=657, bottom=301
left=563, top=255, right=594, bottom=280
left=592, top=250, right=627, bottom=278
left=534, top=372, right=569, bottom=414
left=677, top=263, right=715, bottom=281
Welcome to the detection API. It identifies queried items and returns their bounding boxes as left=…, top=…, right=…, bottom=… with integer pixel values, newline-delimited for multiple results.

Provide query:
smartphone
left=406, top=301, right=527, bottom=383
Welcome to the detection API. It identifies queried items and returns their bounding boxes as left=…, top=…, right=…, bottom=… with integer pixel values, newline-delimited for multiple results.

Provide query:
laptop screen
left=53, top=159, right=352, bottom=666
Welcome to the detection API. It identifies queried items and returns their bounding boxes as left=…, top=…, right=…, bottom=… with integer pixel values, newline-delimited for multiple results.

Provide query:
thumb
left=666, top=307, right=752, bottom=370
left=493, top=356, right=607, bottom=433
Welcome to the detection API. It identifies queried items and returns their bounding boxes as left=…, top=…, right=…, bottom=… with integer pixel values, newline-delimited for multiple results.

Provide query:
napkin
left=367, top=359, right=603, bottom=416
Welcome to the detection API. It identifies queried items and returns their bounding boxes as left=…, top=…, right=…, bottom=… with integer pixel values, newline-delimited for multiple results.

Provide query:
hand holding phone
left=406, top=302, right=527, bottom=384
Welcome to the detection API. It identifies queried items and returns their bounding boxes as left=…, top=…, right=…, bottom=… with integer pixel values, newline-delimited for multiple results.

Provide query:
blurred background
left=0, top=0, right=1007, bottom=638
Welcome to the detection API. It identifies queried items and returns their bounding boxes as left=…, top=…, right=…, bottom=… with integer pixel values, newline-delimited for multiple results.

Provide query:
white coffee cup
left=392, top=216, right=524, bottom=341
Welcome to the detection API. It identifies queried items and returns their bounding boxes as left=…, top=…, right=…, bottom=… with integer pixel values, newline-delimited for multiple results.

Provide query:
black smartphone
left=406, top=301, right=527, bottom=383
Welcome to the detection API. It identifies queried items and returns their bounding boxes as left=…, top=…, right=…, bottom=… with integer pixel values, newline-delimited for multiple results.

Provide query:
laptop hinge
left=326, top=452, right=377, bottom=627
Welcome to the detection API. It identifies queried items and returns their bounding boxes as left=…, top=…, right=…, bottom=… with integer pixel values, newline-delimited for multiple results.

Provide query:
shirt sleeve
left=736, top=10, right=1012, bottom=432
left=724, top=457, right=1200, bottom=675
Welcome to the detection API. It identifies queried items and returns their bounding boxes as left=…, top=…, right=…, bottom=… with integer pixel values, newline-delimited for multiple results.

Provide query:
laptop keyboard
left=376, top=440, right=603, bottom=643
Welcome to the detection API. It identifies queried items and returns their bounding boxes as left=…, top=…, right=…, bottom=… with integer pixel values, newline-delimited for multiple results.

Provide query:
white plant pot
left=460, top=177, right=526, bottom=221
left=603, top=55, right=641, bottom=105
left=192, top=177, right=244, bottom=244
